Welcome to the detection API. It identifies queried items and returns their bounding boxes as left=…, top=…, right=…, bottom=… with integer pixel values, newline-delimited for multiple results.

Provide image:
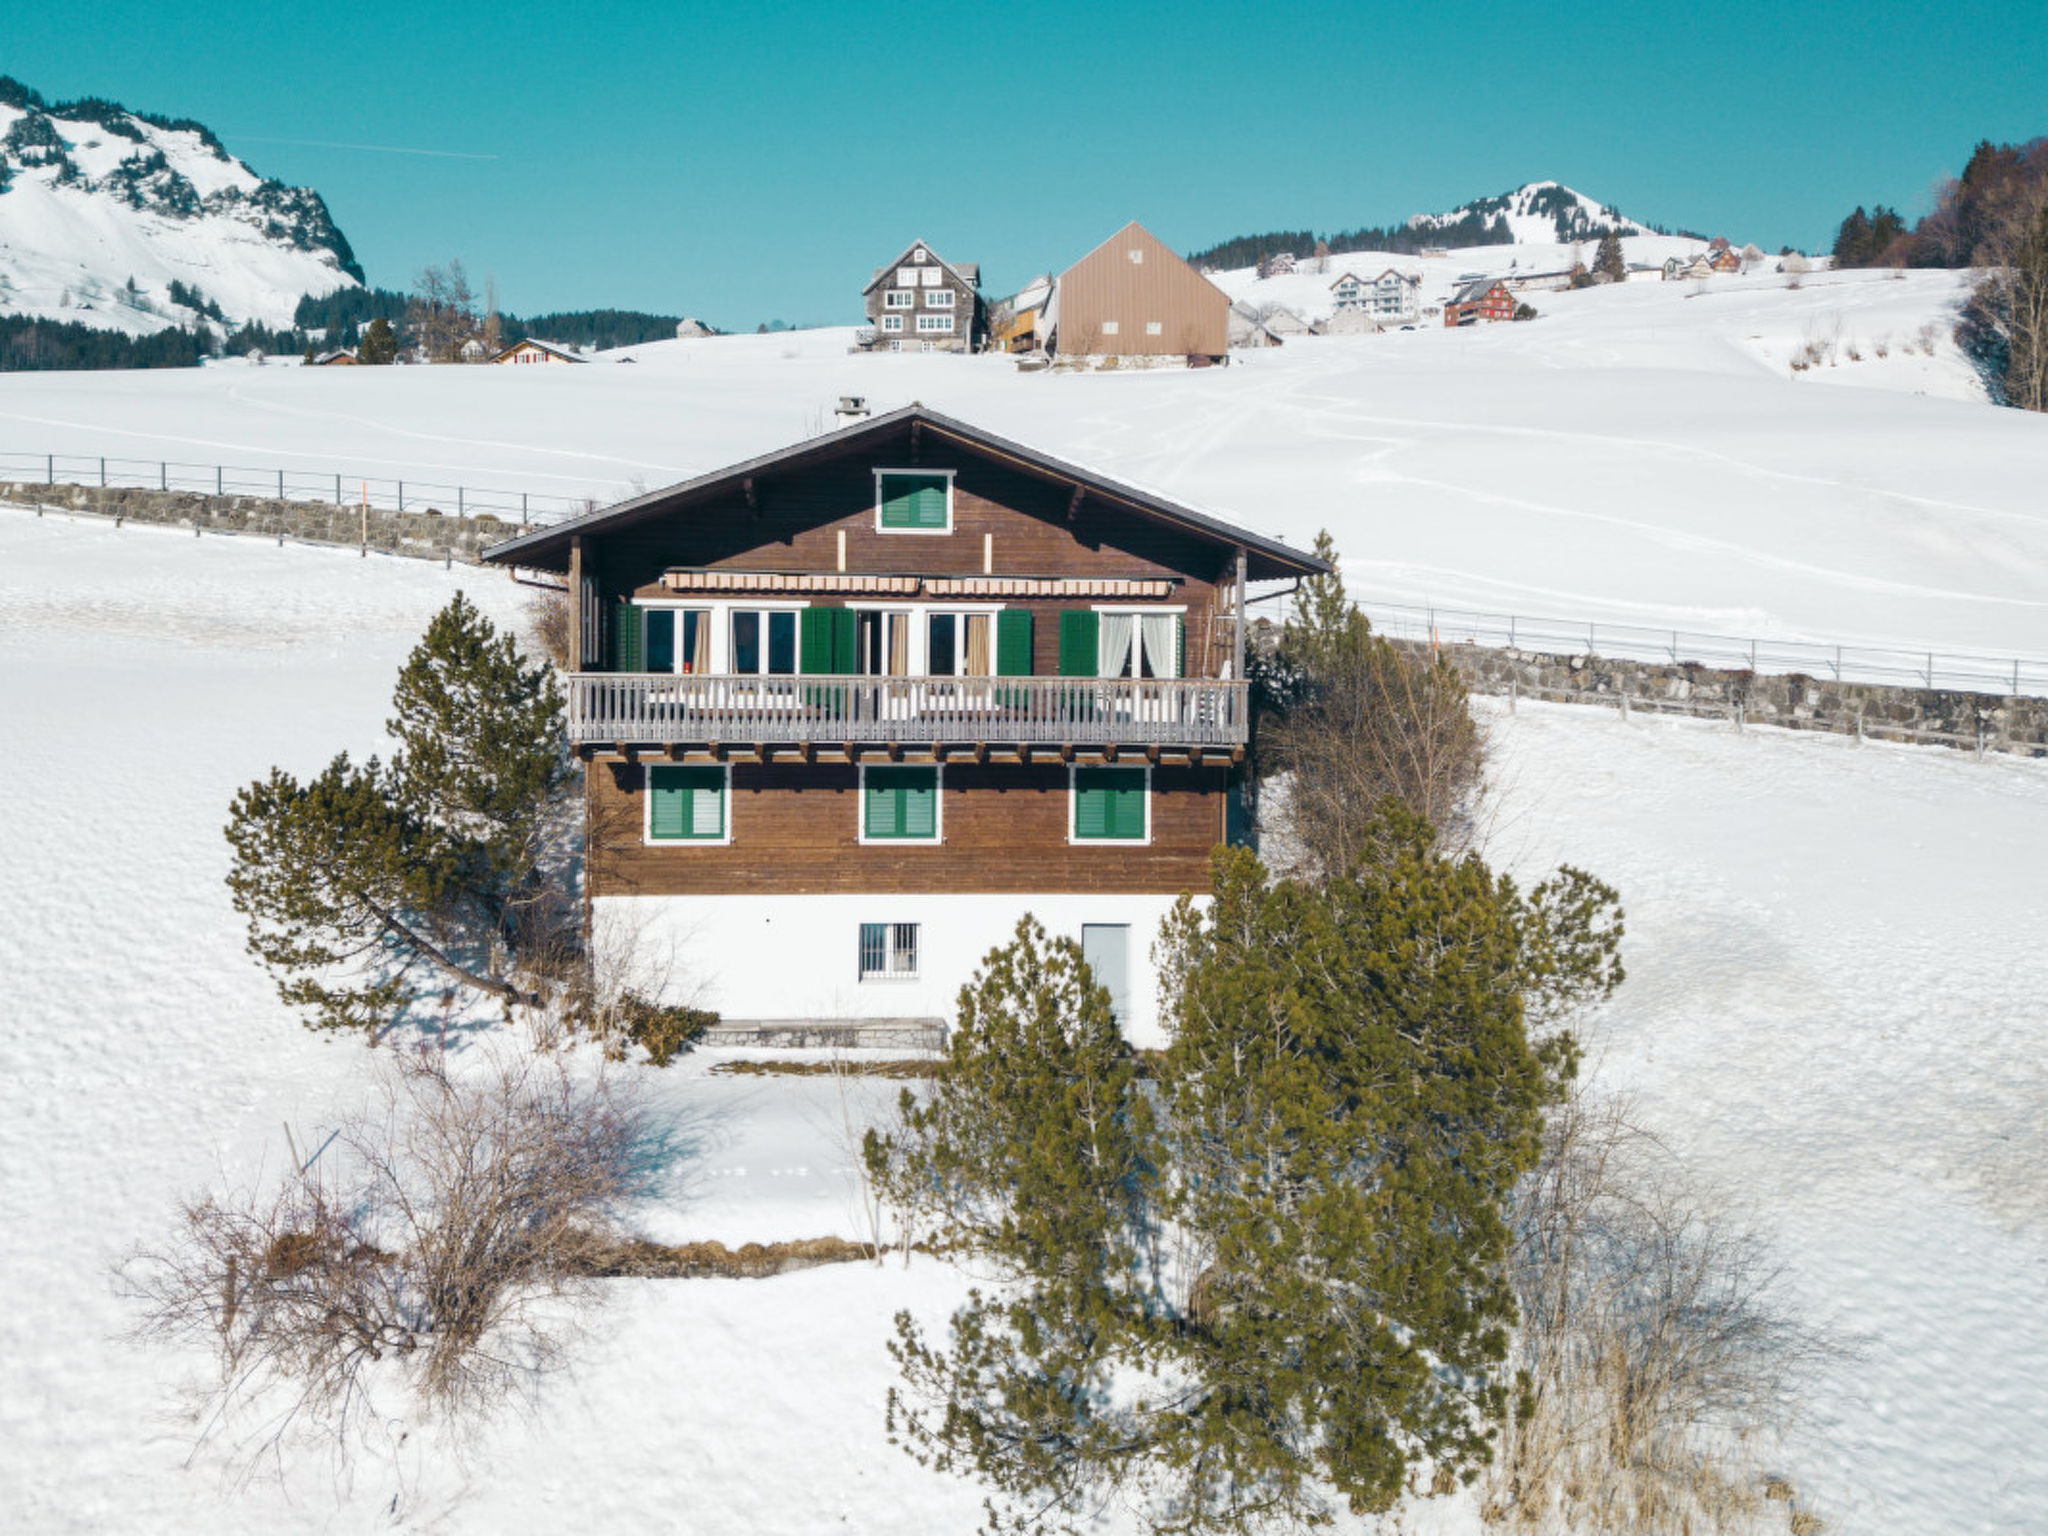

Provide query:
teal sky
left=7, top=0, right=2043, bottom=329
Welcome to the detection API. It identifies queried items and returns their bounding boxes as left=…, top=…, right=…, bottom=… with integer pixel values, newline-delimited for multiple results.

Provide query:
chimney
left=834, top=396, right=870, bottom=428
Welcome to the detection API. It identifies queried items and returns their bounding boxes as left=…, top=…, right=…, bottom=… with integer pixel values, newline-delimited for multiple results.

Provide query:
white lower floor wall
left=592, top=892, right=1197, bottom=1048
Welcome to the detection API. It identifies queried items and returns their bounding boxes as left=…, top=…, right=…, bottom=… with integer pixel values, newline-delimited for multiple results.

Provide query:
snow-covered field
left=4, top=262, right=2042, bottom=659
left=3, top=498, right=2045, bottom=1533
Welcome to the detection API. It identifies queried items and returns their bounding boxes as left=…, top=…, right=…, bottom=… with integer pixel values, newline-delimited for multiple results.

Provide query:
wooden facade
left=1444, top=280, right=1516, bottom=327
left=1051, top=222, right=1229, bottom=360
left=861, top=240, right=981, bottom=353
left=480, top=406, right=1323, bottom=918
left=590, top=760, right=1228, bottom=897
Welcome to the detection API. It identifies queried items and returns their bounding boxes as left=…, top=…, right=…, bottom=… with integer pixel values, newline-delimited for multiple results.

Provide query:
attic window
left=1128, top=248, right=1144, bottom=264
left=913, top=247, right=928, bottom=261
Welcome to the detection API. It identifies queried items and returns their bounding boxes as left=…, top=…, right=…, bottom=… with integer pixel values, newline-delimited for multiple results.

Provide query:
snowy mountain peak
left=0, top=76, right=362, bottom=335
left=1410, top=181, right=1652, bottom=246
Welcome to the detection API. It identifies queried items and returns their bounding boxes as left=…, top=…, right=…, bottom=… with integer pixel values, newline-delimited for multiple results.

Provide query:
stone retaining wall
left=1410, top=641, right=2048, bottom=758
left=5, top=481, right=513, bottom=563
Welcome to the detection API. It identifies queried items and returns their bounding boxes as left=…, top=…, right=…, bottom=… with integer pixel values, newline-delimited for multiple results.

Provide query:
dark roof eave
left=478, top=405, right=1329, bottom=581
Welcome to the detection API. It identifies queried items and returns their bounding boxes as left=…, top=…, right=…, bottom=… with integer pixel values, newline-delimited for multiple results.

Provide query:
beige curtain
left=689, top=610, right=711, bottom=673
left=964, top=614, right=991, bottom=676
left=889, top=612, right=909, bottom=675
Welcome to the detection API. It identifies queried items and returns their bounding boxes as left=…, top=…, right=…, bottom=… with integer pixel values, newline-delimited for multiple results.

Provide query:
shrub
left=613, top=991, right=716, bottom=1066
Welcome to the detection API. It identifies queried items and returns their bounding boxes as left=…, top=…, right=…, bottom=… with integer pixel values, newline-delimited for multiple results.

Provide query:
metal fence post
left=159, top=461, right=166, bottom=492
left=1925, top=652, right=1934, bottom=689
left=278, top=469, right=285, bottom=500
left=397, top=480, right=404, bottom=513
left=458, top=486, right=465, bottom=518
left=46, top=453, right=53, bottom=485
left=217, top=466, right=222, bottom=496
left=521, top=492, right=528, bottom=528
left=99, top=457, right=105, bottom=488
left=335, top=474, right=342, bottom=506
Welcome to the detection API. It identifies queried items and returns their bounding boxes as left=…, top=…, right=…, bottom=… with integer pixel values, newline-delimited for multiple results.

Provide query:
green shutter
left=649, top=766, right=725, bottom=841
left=865, top=767, right=937, bottom=840
left=1058, top=610, right=1099, bottom=676
left=1176, top=615, right=1186, bottom=679
left=831, top=607, right=858, bottom=672
left=996, top=609, right=1034, bottom=676
left=880, top=473, right=949, bottom=530
left=610, top=600, right=645, bottom=672
left=799, top=608, right=835, bottom=674
left=1073, top=767, right=1145, bottom=841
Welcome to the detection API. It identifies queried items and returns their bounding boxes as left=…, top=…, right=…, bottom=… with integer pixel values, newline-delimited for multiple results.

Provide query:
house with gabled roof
left=491, top=338, right=587, bottom=365
left=1047, top=221, right=1229, bottom=363
left=1330, top=268, right=1422, bottom=323
left=1443, top=279, right=1515, bottom=326
left=861, top=239, right=983, bottom=354
left=479, top=405, right=1325, bottom=1044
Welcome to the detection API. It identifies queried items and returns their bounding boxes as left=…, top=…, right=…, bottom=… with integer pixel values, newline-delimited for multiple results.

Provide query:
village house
left=310, top=348, right=357, bottom=366
left=1443, top=279, right=1516, bottom=326
left=993, top=274, right=1052, bottom=353
left=1047, top=221, right=1229, bottom=363
left=1330, top=268, right=1422, bottom=323
left=860, top=240, right=982, bottom=354
left=491, top=338, right=587, bottom=365
left=478, top=406, right=1325, bottom=1043
left=1663, top=253, right=1714, bottom=281
left=1709, top=248, right=1743, bottom=274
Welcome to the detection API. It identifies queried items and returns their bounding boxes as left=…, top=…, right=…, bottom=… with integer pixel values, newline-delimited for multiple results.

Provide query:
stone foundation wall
left=4, top=481, right=515, bottom=563
left=1410, top=641, right=2048, bottom=758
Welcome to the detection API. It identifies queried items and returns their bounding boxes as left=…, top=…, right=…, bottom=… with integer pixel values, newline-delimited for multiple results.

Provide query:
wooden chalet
left=1444, top=279, right=1516, bottom=326
left=479, top=406, right=1325, bottom=1042
left=861, top=240, right=982, bottom=354
left=491, top=338, right=587, bottom=365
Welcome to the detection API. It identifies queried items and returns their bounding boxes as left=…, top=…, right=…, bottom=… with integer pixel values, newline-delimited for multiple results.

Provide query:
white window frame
left=858, top=920, right=921, bottom=982
left=857, top=762, right=945, bottom=846
left=873, top=467, right=956, bottom=536
left=631, top=601, right=714, bottom=674
left=919, top=266, right=944, bottom=287
left=1091, top=603, right=1187, bottom=680
left=716, top=600, right=810, bottom=675
left=915, top=312, right=955, bottom=333
left=643, top=762, right=732, bottom=848
left=923, top=288, right=956, bottom=309
left=896, top=266, right=919, bottom=286
left=884, top=289, right=915, bottom=309
left=1101, top=320, right=1120, bottom=336
left=921, top=606, right=1005, bottom=676
left=1145, top=320, right=1162, bottom=336
left=881, top=313, right=904, bottom=332
left=1067, top=763, right=1153, bottom=848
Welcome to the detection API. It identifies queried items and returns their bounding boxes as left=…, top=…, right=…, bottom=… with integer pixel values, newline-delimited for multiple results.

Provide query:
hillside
left=1, top=509, right=2043, bottom=1534
left=1188, top=180, right=1672, bottom=270
left=0, top=77, right=361, bottom=334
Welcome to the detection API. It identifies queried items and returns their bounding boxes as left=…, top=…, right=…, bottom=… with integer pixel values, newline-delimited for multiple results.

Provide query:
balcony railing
left=566, top=673, right=1248, bottom=749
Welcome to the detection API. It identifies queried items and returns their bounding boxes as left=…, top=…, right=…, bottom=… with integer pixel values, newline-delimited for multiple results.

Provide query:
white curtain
left=1140, top=614, right=1179, bottom=679
left=1098, top=612, right=1136, bottom=678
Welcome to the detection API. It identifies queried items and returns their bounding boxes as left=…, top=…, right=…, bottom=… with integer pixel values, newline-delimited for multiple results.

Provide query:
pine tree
left=869, top=830, right=1624, bottom=1533
left=1832, top=206, right=1873, bottom=268
left=358, top=315, right=398, bottom=364
left=1595, top=229, right=1626, bottom=282
left=225, top=594, right=568, bottom=1034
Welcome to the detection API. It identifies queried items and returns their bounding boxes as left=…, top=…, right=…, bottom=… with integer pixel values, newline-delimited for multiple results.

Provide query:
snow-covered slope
left=4, top=265, right=2031, bottom=658
left=0, top=78, right=361, bottom=333
left=3, top=511, right=2044, bottom=1534
left=1416, top=179, right=1656, bottom=246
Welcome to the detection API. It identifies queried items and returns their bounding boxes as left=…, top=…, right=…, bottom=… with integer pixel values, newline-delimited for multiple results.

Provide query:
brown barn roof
left=478, top=405, right=1328, bottom=581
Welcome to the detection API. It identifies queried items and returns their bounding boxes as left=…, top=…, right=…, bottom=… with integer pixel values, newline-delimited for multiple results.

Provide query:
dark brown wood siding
left=589, top=760, right=1228, bottom=897
left=1054, top=222, right=1229, bottom=358
left=863, top=244, right=978, bottom=351
left=582, top=434, right=1238, bottom=679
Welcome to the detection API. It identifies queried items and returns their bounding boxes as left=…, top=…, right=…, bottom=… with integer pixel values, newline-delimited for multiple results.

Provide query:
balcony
left=566, top=673, right=1248, bottom=751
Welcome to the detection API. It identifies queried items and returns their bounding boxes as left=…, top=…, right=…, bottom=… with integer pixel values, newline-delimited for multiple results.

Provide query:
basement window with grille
left=859, top=922, right=919, bottom=981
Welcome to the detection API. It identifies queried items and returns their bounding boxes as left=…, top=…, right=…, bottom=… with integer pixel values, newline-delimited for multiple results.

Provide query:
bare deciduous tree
left=125, top=1050, right=652, bottom=1471
left=1486, top=1085, right=1837, bottom=1533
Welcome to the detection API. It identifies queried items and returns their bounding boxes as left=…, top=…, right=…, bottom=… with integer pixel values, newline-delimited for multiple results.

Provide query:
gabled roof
left=864, top=240, right=981, bottom=295
left=1451, top=279, right=1509, bottom=304
left=479, top=405, right=1328, bottom=582
left=491, top=338, right=586, bottom=363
